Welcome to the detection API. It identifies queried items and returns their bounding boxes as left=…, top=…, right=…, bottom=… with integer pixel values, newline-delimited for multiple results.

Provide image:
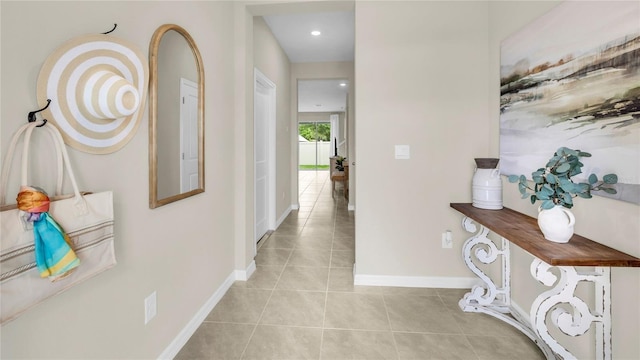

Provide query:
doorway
left=254, top=69, right=276, bottom=243
left=296, top=79, right=349, bottom=200
left=298, top=121, right=331, bottom=171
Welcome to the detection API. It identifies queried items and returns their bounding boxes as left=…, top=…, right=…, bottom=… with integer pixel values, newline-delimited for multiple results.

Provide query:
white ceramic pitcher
left=472, top=158, right=503, bottom=210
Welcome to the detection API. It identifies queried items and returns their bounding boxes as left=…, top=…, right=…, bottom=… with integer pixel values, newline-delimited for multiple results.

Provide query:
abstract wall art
left=499, top=1, right=640, bottom=204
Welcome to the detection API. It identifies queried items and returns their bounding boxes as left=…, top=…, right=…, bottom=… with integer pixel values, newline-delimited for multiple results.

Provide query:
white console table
left=450, top=203, right=640, bottom=360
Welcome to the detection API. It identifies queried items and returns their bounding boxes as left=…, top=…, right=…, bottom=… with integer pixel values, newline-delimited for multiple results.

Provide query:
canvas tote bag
left=0, top=122, right=116, bottom=324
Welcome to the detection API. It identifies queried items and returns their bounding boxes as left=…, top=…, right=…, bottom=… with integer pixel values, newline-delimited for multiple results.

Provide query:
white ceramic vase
left=537, top=205, right=575, bottom=243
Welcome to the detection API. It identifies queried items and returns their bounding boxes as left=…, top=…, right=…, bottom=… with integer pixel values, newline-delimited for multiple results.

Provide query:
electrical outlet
left=442, top=231, right=453, bottom=249
left=144, top=291, right=157, bottom=325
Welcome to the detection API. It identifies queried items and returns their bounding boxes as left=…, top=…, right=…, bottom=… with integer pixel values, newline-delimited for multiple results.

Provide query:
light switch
left=395, top=145, right=410, bottom=159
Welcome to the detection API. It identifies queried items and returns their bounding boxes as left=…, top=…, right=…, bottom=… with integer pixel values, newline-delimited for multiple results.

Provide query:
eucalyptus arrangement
left=507, top=147, right=618, bottom=210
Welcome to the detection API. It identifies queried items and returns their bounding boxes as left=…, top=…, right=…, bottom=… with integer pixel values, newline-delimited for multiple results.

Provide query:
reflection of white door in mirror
left=149, top=24, right=204, bottom=209
left=180, top=78, right=199, bottom=193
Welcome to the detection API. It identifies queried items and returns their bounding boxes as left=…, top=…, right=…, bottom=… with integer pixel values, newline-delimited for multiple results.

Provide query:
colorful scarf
left=17, top=186, right=80, bottom=281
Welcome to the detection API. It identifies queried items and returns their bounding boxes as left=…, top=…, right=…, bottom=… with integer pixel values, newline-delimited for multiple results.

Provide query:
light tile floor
left=176, top=171, right=545, bottom=360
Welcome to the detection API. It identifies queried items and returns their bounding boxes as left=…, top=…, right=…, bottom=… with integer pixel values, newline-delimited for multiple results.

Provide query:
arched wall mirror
left=149, top=24, right=204, bottom=208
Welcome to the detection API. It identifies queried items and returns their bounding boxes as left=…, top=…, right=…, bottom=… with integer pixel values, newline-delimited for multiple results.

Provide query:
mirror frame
left=149, top=24, right=205, bottom=208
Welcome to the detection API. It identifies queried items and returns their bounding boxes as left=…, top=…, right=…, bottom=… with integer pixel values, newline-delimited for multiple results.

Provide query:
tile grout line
left=319, top=171, right=334, bottom=360
left=380, top=294, right=402, bottom=360
left=439, top=292, right=483, bottom=360
left=238, top=239, right=295, bottom=360
left=244, top=171, right=340, bottom=360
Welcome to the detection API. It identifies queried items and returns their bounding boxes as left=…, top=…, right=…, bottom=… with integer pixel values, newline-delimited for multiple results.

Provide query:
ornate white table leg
left=531, top=258, right=612, bottom=360
left=459, top=216, right=510, bottom=310
left=459, top=217, right=555, bottom=359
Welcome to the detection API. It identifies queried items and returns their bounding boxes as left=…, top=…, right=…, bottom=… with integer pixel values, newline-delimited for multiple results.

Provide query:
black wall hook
left=28, top=99, right=51, bottom=127
left=102, top=24, right=117, bottom=34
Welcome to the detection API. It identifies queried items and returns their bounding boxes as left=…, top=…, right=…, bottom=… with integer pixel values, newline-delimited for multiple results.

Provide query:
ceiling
left=262, top=11, right=354, bottom=113
left=297, top=79, right=349, bottom=112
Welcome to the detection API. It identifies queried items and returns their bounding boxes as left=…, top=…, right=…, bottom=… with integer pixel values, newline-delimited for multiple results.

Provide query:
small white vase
left=537, top=205, right=575, bottom=243
left=472, top=158, right=503, bottom=210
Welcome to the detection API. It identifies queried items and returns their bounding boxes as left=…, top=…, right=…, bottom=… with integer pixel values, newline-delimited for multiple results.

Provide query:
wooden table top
left=450, top=203, right=640, bottom=267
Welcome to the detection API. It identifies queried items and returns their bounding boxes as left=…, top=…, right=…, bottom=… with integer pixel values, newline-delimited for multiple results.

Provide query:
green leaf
left=519, top=186, right=527, bottom=195
left=564, top=148, right=579, bottom=156
left=519, top=175, right=526, bottom=183
left=563, top=193, right=573, bottom=205
left=532, top=174, right=544, bottom=184
left=588, top=174, right=598, bottom=185
left=579, top=183, right=591, bottom=192
left=556, top=147, right=568, bottom=156
left=602, top=187, right=617, bottom=194
left=541, top=200, right=555, bottom=210
left=603, top=174, right=618, bottom=184
left=569, top=165, right=583, bottom=177
left=556, top=163, right=571, bottom=173
left=578, top=151, right=592, bottom=157
left=545, top=173, right=557, bottom=184
left=559, top=178, right=574, bottom=192
left=508, top=175, right=520, bottom=183
left=536, top=191, right=550, bottom=200
left=577, top=191, right=592, bottom=199
left=530, top=195, right=537, bottom=205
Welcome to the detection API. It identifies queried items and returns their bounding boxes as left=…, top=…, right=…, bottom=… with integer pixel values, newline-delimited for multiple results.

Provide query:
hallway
left=175, top=171, right=544, bottom=359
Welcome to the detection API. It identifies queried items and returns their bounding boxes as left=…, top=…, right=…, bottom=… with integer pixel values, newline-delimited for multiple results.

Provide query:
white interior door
left=180, top=78, right=199, bottom=192
left=254, top=69, right=276, bottom=243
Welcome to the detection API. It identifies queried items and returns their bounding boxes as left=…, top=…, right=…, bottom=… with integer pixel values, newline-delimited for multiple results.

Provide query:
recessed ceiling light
left=311, top=30, right=321, bottom=36
left=339, top=83, right=347, bottom=87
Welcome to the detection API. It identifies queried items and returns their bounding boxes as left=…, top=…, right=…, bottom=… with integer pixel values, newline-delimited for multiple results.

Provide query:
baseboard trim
left=159, top=260, right=256, bottom=359
left=348, top=204, right=355, bottom=211
left=510, top=299, right=531, bottom=327
left=235, top=260, right=256, bottom=281
left=291, top=203, right=299, bottom=210
left=353, top=273, right=480, bottom=289
left=275, top=205, right=293, bottom=228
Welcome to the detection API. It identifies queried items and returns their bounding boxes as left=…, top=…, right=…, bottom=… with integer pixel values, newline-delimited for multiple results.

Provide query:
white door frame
left=254, top=68, right=276, bottom=249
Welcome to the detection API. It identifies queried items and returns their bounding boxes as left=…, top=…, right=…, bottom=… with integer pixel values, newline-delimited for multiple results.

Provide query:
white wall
left=253, top=16, right=292, bottom=224
left=1, top=2, right=236, bottom=358
left=354, top=1, right=491, bottom=281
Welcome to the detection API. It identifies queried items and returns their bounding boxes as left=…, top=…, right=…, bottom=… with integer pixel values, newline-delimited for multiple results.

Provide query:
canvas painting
left=499, top=1, right=640, bottom=204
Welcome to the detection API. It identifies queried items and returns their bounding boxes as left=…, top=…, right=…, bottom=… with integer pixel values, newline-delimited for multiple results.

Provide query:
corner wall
left=1, top=2, right=236, bottom=358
